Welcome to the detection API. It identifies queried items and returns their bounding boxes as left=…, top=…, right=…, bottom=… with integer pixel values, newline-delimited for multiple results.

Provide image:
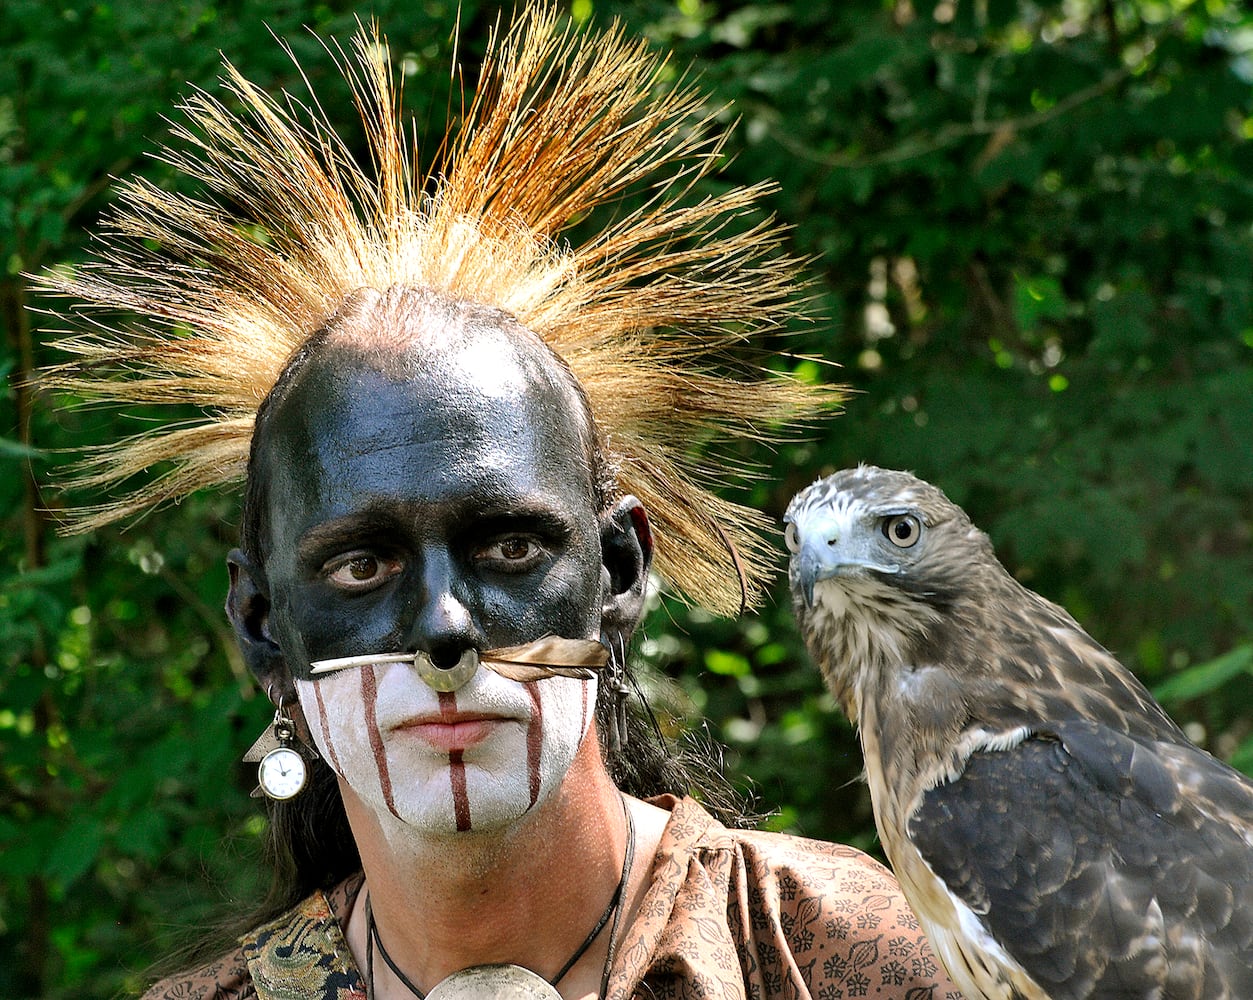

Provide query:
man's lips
left=391, top=713, right=516, bottom=751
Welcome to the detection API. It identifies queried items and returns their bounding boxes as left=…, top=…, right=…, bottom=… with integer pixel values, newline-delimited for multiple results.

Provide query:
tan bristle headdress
left=36, top=4, right=840, bottom=616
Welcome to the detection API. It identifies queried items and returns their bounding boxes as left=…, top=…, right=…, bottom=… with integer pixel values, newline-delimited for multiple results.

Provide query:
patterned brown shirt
left=143, top=796, right=962, bottom=1000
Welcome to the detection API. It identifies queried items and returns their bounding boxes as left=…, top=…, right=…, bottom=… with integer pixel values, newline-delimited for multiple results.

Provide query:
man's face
left=255, top=328, right=606, bottom=836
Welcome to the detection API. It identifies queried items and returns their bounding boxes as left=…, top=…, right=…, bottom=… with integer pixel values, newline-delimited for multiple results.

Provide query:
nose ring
left=413, top=648, right=479, bottom=692
left=309, top=648, right=480, bottom=690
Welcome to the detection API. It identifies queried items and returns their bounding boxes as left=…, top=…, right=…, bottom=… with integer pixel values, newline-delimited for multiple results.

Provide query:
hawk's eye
left=882, top=514, right=921, bottom=548
left=784, top=521, right=800, bottom=553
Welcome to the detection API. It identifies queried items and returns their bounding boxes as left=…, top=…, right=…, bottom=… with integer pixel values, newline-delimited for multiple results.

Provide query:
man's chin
left=381, top=793, right=538, bottom=838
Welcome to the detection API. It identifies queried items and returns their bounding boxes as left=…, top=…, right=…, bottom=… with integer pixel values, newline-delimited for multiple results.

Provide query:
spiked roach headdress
left=37, top=5, right=839, bottom=616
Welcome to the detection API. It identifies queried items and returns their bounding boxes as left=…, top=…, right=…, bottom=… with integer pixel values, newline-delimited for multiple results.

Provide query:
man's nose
left=405, top=550, right=483, bottom=670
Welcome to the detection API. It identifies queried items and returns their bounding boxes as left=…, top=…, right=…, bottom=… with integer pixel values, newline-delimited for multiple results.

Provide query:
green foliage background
left=3, top=1, right=1251, bottom=996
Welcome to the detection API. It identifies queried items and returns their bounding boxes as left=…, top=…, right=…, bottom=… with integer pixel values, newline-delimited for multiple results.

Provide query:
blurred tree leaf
left=1154, top=645, right=1253, bottom=704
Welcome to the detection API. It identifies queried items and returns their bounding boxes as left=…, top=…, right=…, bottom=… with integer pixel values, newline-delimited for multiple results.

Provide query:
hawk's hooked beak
left=789, top=514, right=899, bottom=609
left=794, top=528, right=846, bottom=609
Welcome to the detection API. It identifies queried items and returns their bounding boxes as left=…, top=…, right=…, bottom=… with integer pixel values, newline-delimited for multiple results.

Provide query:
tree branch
left=768, top=68, right=1130, bottom=170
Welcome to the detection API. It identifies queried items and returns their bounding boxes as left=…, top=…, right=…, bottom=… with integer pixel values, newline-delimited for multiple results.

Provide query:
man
left=40, top=8, right=960, bottom=999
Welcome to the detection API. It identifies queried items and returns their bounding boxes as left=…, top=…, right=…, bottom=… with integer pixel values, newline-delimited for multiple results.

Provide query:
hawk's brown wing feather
left=909, top=722, right=1253, bottom=1000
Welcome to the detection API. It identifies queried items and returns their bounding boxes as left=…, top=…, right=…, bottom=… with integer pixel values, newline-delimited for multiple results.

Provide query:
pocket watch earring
left=242, top=690, right=317, bottom=800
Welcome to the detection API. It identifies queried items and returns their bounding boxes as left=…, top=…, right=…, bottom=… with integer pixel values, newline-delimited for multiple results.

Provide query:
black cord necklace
left=366, top=802, right=637, bottom=1000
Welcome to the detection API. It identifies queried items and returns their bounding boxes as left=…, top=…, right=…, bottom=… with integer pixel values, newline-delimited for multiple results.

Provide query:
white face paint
left=296, top=663, right=595, bottom=836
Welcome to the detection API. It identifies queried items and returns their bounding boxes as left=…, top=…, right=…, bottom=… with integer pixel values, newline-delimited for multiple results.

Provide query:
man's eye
left=476, top=536, right=546, bottom=568
left=324, top=553, right=401, bottom=590
left=499, top=538, right=530, bottom=560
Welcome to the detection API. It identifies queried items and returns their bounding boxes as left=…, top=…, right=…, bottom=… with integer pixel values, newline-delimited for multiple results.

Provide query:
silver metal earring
left=243, top=691, right=317, bottom=800
left=606, top=634, right=630, bottom=753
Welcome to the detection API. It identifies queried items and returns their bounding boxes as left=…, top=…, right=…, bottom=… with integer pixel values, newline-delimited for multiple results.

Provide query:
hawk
left=784, top=465, right=1253, bottom=1000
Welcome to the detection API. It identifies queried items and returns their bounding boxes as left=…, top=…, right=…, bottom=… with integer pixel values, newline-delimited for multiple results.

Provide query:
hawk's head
left=783, top=465, right=999, bottom=712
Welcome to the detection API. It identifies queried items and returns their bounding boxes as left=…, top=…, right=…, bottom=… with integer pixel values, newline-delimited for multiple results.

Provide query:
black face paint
left=253, top=333, right=605, bottom=682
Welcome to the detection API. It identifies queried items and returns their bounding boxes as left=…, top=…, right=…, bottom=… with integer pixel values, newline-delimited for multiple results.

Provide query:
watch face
left=258, top=746, right=307, bottom=799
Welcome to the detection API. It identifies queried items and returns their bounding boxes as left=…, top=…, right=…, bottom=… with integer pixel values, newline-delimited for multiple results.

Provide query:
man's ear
left=226, top=548, right=290, bottom=698
left=599, top=495, right=654, bottom=641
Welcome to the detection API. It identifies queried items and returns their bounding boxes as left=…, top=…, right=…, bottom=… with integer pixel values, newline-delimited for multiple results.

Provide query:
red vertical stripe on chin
left=440, top=692, right=472, bottom=831
left=448, top=749, right=471, bottom=831
left=361, top=668, right=399, bottom=819
left=526, top=683, right=543, bottom=808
